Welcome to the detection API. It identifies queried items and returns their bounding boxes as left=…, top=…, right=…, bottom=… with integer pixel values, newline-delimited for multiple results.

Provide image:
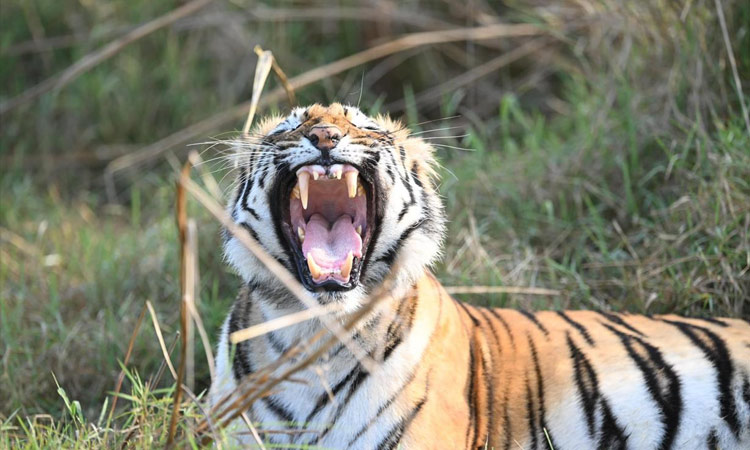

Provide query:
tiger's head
left=224, top=103, right=445, bottom=309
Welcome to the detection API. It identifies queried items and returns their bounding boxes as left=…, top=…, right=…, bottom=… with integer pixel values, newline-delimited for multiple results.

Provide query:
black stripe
left=596, top=311, right=644, bottom=336
left=374, top=219, right=425, bottom=265
left=478, top=308, right=504, bottom=354
left=385, top=163, right=396, bottom=183
left=235, top=168, right=249, bottom=209
left=471, top=305, right=493, bottom=447
left=557, top=311, right=595, bottom=345
left=456, top=301, right=480, bottom=327
left=706, top=428, right=719, bottom=449
left=464, top=333, right=478, bottom=449
left=603, top=324, right=682, bottom=450
left=375, top=396, right=427, bottom=450
left=410, top=162, right=424, bottom=187
left=383, top=295, right=418, bottom=361
left=528, top=334, right=558, bottom=450
left=346, top=368, right=419, bottom=447
left=518, top=310, right=550, bottom=336
left=245, top=206, right=260, bottom=221
left=228, top=291, right=254, bottom=380
left=257, top=165, right=267, bottom=189
left=265, top=330, right=287, bottom=354
left=303, top=362, right=361, bottom=426
left=502, top=384, right=512, bottom=450
left=403, top=167, right=416, bottom=207
left=489, top=309, right=516, bottom=347
left=238, top=168, right=261, bottom=221
left=598, top=399, right=628, bottom=450
left=477, top=308, right=502, bottom=446
left=567, top=332, right=628, bottom=448
left=313, top=365, right=371, bottom=443
left=567, top=333, right=599, bottom=436
left=692, top=317, right=729, bottom=328
left=262, top=395, right=295, bottom=425
left=239, top=222, right=260, bottom=243
left=397, top=202, right=410, bottom=222
left=525, top=377, right=539, bottom=450
left=661, top=319, right=740, bottom=436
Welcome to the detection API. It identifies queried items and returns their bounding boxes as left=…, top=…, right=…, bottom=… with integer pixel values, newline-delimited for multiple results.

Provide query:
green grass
left=1, top=0, right=749, bottom=447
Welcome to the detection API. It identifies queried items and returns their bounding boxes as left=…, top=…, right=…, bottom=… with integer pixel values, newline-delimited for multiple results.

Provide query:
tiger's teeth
left=291, top=185, right=300, bottom=199
left=355, top=225, right=362, bottom=235
left=329, top=165, right=343, bottom=180
left=307, top=255, right=321, bottom=279
left=340, top=252, right=353, bottom=279
left=345, top=172, right=358, bottom=198
left=312, top=172, right=319, bottom=181
left=298, top=172, right=310, bottom=209
left=357, top=183, right=365, bottom=197
left=297, top=227, right=305, bottom=242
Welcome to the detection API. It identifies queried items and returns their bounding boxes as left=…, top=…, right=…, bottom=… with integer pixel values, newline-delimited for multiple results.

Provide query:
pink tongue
left=302, top=214, right=362, bottom=268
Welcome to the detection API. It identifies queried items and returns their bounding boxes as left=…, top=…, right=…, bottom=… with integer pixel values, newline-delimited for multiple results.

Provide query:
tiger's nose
left=307, top=125, right=342, bottom=151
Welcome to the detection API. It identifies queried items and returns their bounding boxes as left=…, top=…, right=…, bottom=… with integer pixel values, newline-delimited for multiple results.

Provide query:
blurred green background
left=1, top=0, right=749, bottom=436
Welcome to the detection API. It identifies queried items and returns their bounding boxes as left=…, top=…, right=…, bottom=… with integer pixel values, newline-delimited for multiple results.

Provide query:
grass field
left=1, top=0, right=749, bottom=447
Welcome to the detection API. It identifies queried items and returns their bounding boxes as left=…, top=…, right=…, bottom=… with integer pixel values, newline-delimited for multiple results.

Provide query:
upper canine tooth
left=340, top=252, right=354, bottom=279
left=345, top=172, right=358, bottom=198
left=298, top=172, right=310, bottom=209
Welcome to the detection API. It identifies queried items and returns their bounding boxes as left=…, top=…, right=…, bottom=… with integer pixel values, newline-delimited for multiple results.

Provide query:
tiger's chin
left=275, top=162, right=377, bottom=295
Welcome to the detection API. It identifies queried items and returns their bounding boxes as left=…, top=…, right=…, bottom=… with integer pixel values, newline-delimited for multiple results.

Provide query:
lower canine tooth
left=297, top=227, right=305, bottom=242
left=355, top=225, right=362, bottom=235
left=340, top=252, right=354, bottom=279
left=307, top=255, right=321, bottom=279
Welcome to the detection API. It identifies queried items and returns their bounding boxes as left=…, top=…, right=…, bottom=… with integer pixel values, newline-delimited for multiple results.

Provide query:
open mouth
left=279, top=163, right=376, bottom=291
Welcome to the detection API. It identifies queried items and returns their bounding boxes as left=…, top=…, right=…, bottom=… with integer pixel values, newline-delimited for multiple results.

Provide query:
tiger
left=209, top=103, right=750, bottom=449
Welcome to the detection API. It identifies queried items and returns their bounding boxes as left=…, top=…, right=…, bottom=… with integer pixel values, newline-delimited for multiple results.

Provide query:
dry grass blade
left=166, top=161, right=195, bottom=446
left=104, top=22, right=546, bottom=181
left=178, top=174, right=378, bottom=372
left=145, top=300, right=177, bottom=381
left=108, top=303, right=147, bottom=423
left=242, top=49, right=274, bottom=136
left=255, top=45, right=296, bottom=107
left=444, top=286, right=560, bottom=296
left=185, top=218, right=198, bottom=390
left=186, top=295, right=216, bottom=382
left=187, top=151, right=223, bottom=199
left=181, top=384, right=223, bottom=450
left=240, top=412, right=266, bottom=450
left=229, top=302, right=346, bottom=344
left=0, top=0, right=213, bottom=116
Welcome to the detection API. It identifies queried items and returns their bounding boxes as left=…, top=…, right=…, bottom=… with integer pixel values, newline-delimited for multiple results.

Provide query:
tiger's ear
left=373, top=114, right=405, bottom=135
left=254, top=115, right=286, bottom=136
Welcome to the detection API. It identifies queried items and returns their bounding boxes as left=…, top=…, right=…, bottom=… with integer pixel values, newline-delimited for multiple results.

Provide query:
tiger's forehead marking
left=272, top=103, right=383, bottom=141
